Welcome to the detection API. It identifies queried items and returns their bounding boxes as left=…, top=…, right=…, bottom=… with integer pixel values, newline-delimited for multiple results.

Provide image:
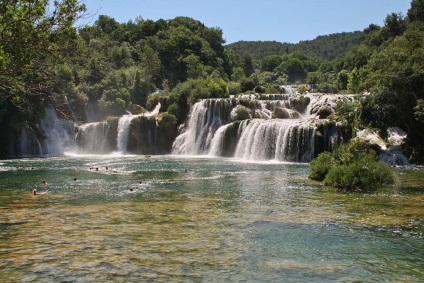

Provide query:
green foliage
left=226, top=32, right=364, bottom=61
left=0, top=0, right=86, bottom=130
left=296, top=85, right=308, bottom=94
left=228, top=81, right=242, bottom=95
left=408, top=0, right=424, bottom=22
left=254, top=85, right=266, bottom=94
left=414, top=99, right=424, bottom=122
left=233, top=106, right=251, bottom=120
left=337, top=99, right=362, bottom=136
left=291, top=96, right=310, bottom=113
left=272, top=107, right=290, bottom=119
left=309, top=140, right=395, bottom=191
left=323, top=153, right=395, bottom=191
left=309, top=152, right=335, bottom=181
left=347, top=67, right=362, bottom=93
left=317, top=107, right=333, bottom=119
left=260, top=55, right=283, bottom=72
left=265, top=84, right=280, bottom=94
left=169, top=78, right=229, bottom=123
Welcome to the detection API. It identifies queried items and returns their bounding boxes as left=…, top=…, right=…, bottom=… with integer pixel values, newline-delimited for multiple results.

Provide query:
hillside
left=226, top=31, right=365, bottom=61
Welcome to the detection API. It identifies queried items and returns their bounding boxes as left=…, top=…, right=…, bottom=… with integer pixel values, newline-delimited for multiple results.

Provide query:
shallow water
left=0, top=155, right=423, bottom=282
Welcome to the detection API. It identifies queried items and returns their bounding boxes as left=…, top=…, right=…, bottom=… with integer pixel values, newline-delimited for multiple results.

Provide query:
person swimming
left=42, top=180, right=48, bottom=186
left=33, top=189, right=37, bottom=195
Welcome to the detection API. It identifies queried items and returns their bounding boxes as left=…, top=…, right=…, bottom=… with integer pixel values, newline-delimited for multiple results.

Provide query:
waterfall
left=116, top=103, right=162, bottom=153
left=16, top=107, right=74, bottom=157
left=145, top=103, right=161, bottom=117
left=39, top=107, right=75, bottom=155
left=19, top=126, right=43, bottom=156
left=117, top=115, right=136, bottom=153
left=234, top=120, right=315, bottom=162
left=75, top=122, right=112, bottom=154
left=172, top=99, right=233, bottom=155
left=172, top=95, right=348, bottom=162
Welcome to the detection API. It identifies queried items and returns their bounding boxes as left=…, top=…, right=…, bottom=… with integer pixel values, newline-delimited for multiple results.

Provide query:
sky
left=80, top=0, right=412, bottom=44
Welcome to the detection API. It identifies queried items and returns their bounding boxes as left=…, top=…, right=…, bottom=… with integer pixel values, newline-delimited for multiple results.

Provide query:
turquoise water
left=0, top=155, right=423, bottom=282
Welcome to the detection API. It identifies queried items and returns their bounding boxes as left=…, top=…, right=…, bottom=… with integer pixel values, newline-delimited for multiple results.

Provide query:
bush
left=309, top=140, right=395, bottom=191
left=228, top=81, right=242, bottom=95
left=265, top=84, right=280, bottom=94
left=323, top=153, right=395, bottom=191
left=254, top=85, right=266, bottom=94
left=317, top=106, right=333, bottom=119
left=309, top=151, right=335, bottom=181
left=272, top=106, right=290, bottom=119
left=233, top=106, right=251, bottom=121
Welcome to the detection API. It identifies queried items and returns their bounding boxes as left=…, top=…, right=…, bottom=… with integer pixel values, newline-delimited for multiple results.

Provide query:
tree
left=242, top=53, right=255, bottom=77
left=408, top=0, right=424, bottom=23
left=0, top=0, right=86, bottom=123
left=347, top=67, right=361, bottom=93
left=260, top=55, right=282, bottom=72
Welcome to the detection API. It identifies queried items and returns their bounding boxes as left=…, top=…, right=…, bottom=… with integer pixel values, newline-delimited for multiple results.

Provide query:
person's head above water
left=33, top=189, right=37, bottom=195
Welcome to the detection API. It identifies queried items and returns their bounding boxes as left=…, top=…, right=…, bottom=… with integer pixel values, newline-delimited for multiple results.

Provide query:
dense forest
left=226, top=31, right=365, bottom=61
left=1, top=0, right=424, bottom=163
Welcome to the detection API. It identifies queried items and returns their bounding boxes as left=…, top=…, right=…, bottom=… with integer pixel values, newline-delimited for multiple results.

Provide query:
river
left=0, top=155, right=423, bottom=282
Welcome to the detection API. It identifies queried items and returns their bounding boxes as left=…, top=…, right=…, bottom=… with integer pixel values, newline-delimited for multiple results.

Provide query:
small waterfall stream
left=117, top=115, right=135, bottom=153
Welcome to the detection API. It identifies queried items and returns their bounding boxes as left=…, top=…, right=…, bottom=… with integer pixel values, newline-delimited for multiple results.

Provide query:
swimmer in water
left=32, top=189, right=46, bottom=195
left=42, top=180, right=48, bottom=186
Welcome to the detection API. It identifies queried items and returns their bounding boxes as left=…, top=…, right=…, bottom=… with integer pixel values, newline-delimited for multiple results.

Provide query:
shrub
left=254, top=85, right=266, bottom=94
left=265, top=85, right=280, bottom=94
left=228, top=81, right=242, bottom=95
left=309, top=151, right=335, bottom=181
left=272, top=106, right=290, bottom=119
left=291, top=95, right=310, bottom=113
left=233, top=106, right=251, bottom=121
left=309, top=140, right=395, bottom=191
left=317, top=106, right=333, bottom=119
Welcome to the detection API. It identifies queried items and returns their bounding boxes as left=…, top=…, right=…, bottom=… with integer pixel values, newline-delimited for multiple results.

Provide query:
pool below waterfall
left=1, top=155, right=423, bottom=282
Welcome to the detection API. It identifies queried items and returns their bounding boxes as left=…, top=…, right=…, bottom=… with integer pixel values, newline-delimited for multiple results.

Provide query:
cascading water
left=234, top=119, right=315, bottom=162
left=116, top=103, right=162, bottom=154
left=17, top=107, right=74, bottom=157
left=172, top=94, right=344, bottom=162
left=172, top=100, right=234, bottom=155
left=117, top=115, right=136, bottom=153
left=75, top=122, right=112, bottom=154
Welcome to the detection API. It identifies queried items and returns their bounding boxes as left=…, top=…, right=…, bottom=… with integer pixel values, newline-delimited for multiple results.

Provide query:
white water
left=117, top=115, right=135, bottom=153
left=76, top=122, right=111, bottom=154
left=172, top=100, right=232, bottom=155
left=18, top=107, right=74, bottom=156
left=115, top=103, right=162, bottom=154
left=357, top=127, right=409, bottom=166
left=172, top=95, right=345, bottom=162
left=234, top=119, right=315, bottom=162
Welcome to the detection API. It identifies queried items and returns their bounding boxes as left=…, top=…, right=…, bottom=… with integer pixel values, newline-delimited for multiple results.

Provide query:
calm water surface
left=0, top=155, right=423, bottom=282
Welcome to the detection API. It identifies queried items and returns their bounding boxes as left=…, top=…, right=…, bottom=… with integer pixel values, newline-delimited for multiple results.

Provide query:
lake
left=0, top=155, right=423, bottom=282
